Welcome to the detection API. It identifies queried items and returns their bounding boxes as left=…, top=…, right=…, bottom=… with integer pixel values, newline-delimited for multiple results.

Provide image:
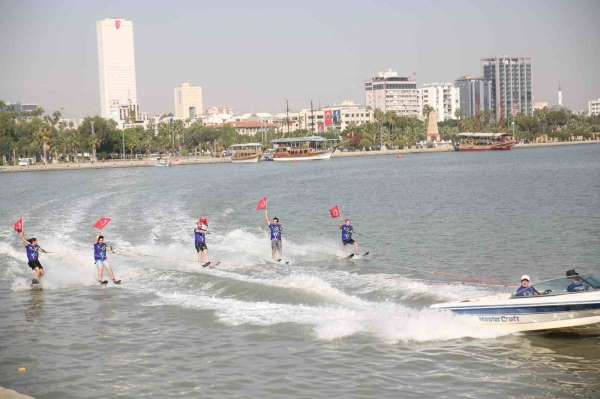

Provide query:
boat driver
left=566, top=269, right=589, bottom=292
left=515, top=275, right=540, bottom=297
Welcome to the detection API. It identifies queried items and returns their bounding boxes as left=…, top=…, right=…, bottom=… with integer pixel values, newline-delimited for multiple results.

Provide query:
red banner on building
left=324, top=110, right=332, bottom=127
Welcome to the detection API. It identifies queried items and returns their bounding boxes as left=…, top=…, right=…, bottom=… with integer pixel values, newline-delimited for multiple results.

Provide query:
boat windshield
left=531, top=274, right=600, bottom=295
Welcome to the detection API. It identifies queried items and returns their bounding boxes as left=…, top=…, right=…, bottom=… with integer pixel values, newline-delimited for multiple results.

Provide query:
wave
left=147, top=290, right=506, bottom=343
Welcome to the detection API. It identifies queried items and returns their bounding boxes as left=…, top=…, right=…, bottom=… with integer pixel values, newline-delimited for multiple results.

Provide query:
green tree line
left=1, top=100, right=599, bottom=165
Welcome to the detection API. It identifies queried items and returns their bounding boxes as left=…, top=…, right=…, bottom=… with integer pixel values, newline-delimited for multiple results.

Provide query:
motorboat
left=431, top=271, right=600, bottom=334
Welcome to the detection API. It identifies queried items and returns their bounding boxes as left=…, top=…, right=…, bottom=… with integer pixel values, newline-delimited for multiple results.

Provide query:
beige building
left=174, top=82, right=203, bottom=120
left=365, top=69, right=421, bottom=118
left=588, top=98, right=600, bottom=116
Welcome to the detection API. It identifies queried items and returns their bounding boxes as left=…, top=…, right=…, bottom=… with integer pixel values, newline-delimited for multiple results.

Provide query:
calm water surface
left=1, top=145, right=599, bottom=398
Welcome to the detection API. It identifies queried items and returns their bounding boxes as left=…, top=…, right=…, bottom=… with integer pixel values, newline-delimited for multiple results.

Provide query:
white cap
left=520, top=274, right=530, bottom=281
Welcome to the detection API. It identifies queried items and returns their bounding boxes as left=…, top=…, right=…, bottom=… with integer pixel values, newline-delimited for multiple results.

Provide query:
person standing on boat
left=515, top=275, right=540, bottom=296
left=18, top=231, right=48, bottom=285
left=264, top=208, right=283, bottom=261
left=340, top=218, right=359, bottom=256
left=194, top=217, right=210, bottom=267
left=94, top=235, right=121, bottom=285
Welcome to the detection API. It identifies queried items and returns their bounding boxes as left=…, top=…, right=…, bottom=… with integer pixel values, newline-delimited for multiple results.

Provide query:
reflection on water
left=25, top=288, right=44, bottom=323
left=522, top=334, right=600, bottom=395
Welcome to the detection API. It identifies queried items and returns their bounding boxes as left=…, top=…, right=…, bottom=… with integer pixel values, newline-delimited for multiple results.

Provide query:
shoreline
left=1, top=140, right=599, bottom=174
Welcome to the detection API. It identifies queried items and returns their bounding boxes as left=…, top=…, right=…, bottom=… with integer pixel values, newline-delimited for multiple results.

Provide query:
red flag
left=13, top=218, right=24, bottom=233
left=329, top=206, right=341, bottom=218
left=94, top=217, right=111, bottom=230
left=256, top=197, right=267, bottom=211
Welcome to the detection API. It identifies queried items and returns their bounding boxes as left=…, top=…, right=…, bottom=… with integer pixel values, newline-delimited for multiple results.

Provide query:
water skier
left=94, top=234, right=121, bottom=285
left=340, top=218, right=360, bottom=256
left=264, top=207, right=283, bottom=261
left=18, top=230, right=48, bottom=285
left=195, top=217, right=211, bottom=267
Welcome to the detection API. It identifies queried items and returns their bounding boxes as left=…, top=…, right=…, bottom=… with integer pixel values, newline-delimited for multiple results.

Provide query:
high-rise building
left=482, top=56, right=533, bottom=121
left=174, top=83, right=203, bottom=120
left=365, top=69, right=421, bottom=118
left=421, top=82, right=460, bottom=122
left=589, top=99, right=600, bottom=116
left=454, top=76, right=492, bottom=119
left=96, top=18, right=138, bottom=121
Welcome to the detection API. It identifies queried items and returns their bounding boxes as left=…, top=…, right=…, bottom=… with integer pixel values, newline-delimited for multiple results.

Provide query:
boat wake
left=0, top=223, right=509, bottom=343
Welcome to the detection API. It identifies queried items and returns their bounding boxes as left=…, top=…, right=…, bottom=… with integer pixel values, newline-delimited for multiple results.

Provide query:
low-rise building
left=533, top=101, right=549, bottom=111
left=229, top=120, right=278, bottom=136
left=294, top=102, right=373, bottom=132
left=588, top=98, right=600, bottom=116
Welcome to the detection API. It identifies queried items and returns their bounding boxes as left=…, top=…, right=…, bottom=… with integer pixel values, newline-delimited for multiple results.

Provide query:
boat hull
left=273, top=151, right=333, bottom=162
left=432, top=292, right=600, bottom=334
left=231, top=154, right=260, bottom=163
left=455, top=143, right=513, bottom=151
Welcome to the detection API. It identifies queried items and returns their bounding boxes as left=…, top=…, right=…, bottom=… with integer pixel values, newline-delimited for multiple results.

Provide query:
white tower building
left=96, top=18, right=138, bottom=121
left=174, top=83, right=203, bottom=120
left=558, top=83, right=563, bottom=107
left=421, top=83, right=460, bottom=122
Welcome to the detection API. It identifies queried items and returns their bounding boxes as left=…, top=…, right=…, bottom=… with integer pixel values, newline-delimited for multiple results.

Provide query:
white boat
left=155, top=158, right=171, bottom=167
left=431, top=271, right=600, bottom=334
left=230, top=143, right=262, bottom=163
left=271, top=136, right=335, bottom=162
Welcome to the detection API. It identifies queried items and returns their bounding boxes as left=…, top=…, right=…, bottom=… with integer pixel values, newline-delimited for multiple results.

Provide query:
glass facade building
left=482, top=57, right=533, bottom=121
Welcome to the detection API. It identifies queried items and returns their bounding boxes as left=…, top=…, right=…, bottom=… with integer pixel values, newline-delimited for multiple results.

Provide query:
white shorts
left=95, top=260, right=110, bottom=269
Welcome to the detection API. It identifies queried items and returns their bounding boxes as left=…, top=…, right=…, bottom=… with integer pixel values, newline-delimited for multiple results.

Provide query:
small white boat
left=431, top=271, right=600, bottom=334
left=155, top=158, right=171, bottom=167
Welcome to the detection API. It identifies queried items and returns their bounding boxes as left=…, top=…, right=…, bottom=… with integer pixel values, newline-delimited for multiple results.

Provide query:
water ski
left=113, top=280, right=122, bottom=285
left=346, top=253, right=355, bottom=259
left=202, top=261, right=221, bottom=268
left=99, top=280, right=108, bottom=286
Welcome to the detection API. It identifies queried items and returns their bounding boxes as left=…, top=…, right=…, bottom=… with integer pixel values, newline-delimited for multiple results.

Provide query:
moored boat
left=431, top=271, right=600, bottom=334
left=155, top=157, right=171, bottom=167
left=230, top=143, right=262, bottom=163
left=271, top=136, right=335, bottom=162
left=454, top=133, right=513, bottom=151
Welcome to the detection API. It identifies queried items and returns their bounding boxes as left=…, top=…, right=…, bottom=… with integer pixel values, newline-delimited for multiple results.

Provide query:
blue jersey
left=341, top=225, right=353, bottom=241
left=269, top=224, right=282, bottom=241
left=567, top=281, right=586, bottom=292
left=515, top=286, right=538, bottom=297
left=26, top=244, right=39, bottom=262
left=94, top=243, right=107, bottom=261
left=194, top=228, right=206, bottom=245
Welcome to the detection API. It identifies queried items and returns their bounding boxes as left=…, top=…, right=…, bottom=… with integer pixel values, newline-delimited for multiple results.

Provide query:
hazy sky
left=1, top=0, right=599, bottom=117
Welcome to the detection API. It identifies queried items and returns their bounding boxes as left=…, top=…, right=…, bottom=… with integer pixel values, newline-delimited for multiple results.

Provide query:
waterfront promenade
left=1, top=140, right=599, bottom=174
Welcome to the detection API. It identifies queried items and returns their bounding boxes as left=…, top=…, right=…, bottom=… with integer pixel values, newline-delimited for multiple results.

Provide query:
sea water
left=1, top=145, right=599, bottom=398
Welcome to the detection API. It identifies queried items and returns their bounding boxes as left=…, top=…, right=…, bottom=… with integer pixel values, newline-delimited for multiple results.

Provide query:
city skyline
left=1, top=0, right=599, bottom=117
